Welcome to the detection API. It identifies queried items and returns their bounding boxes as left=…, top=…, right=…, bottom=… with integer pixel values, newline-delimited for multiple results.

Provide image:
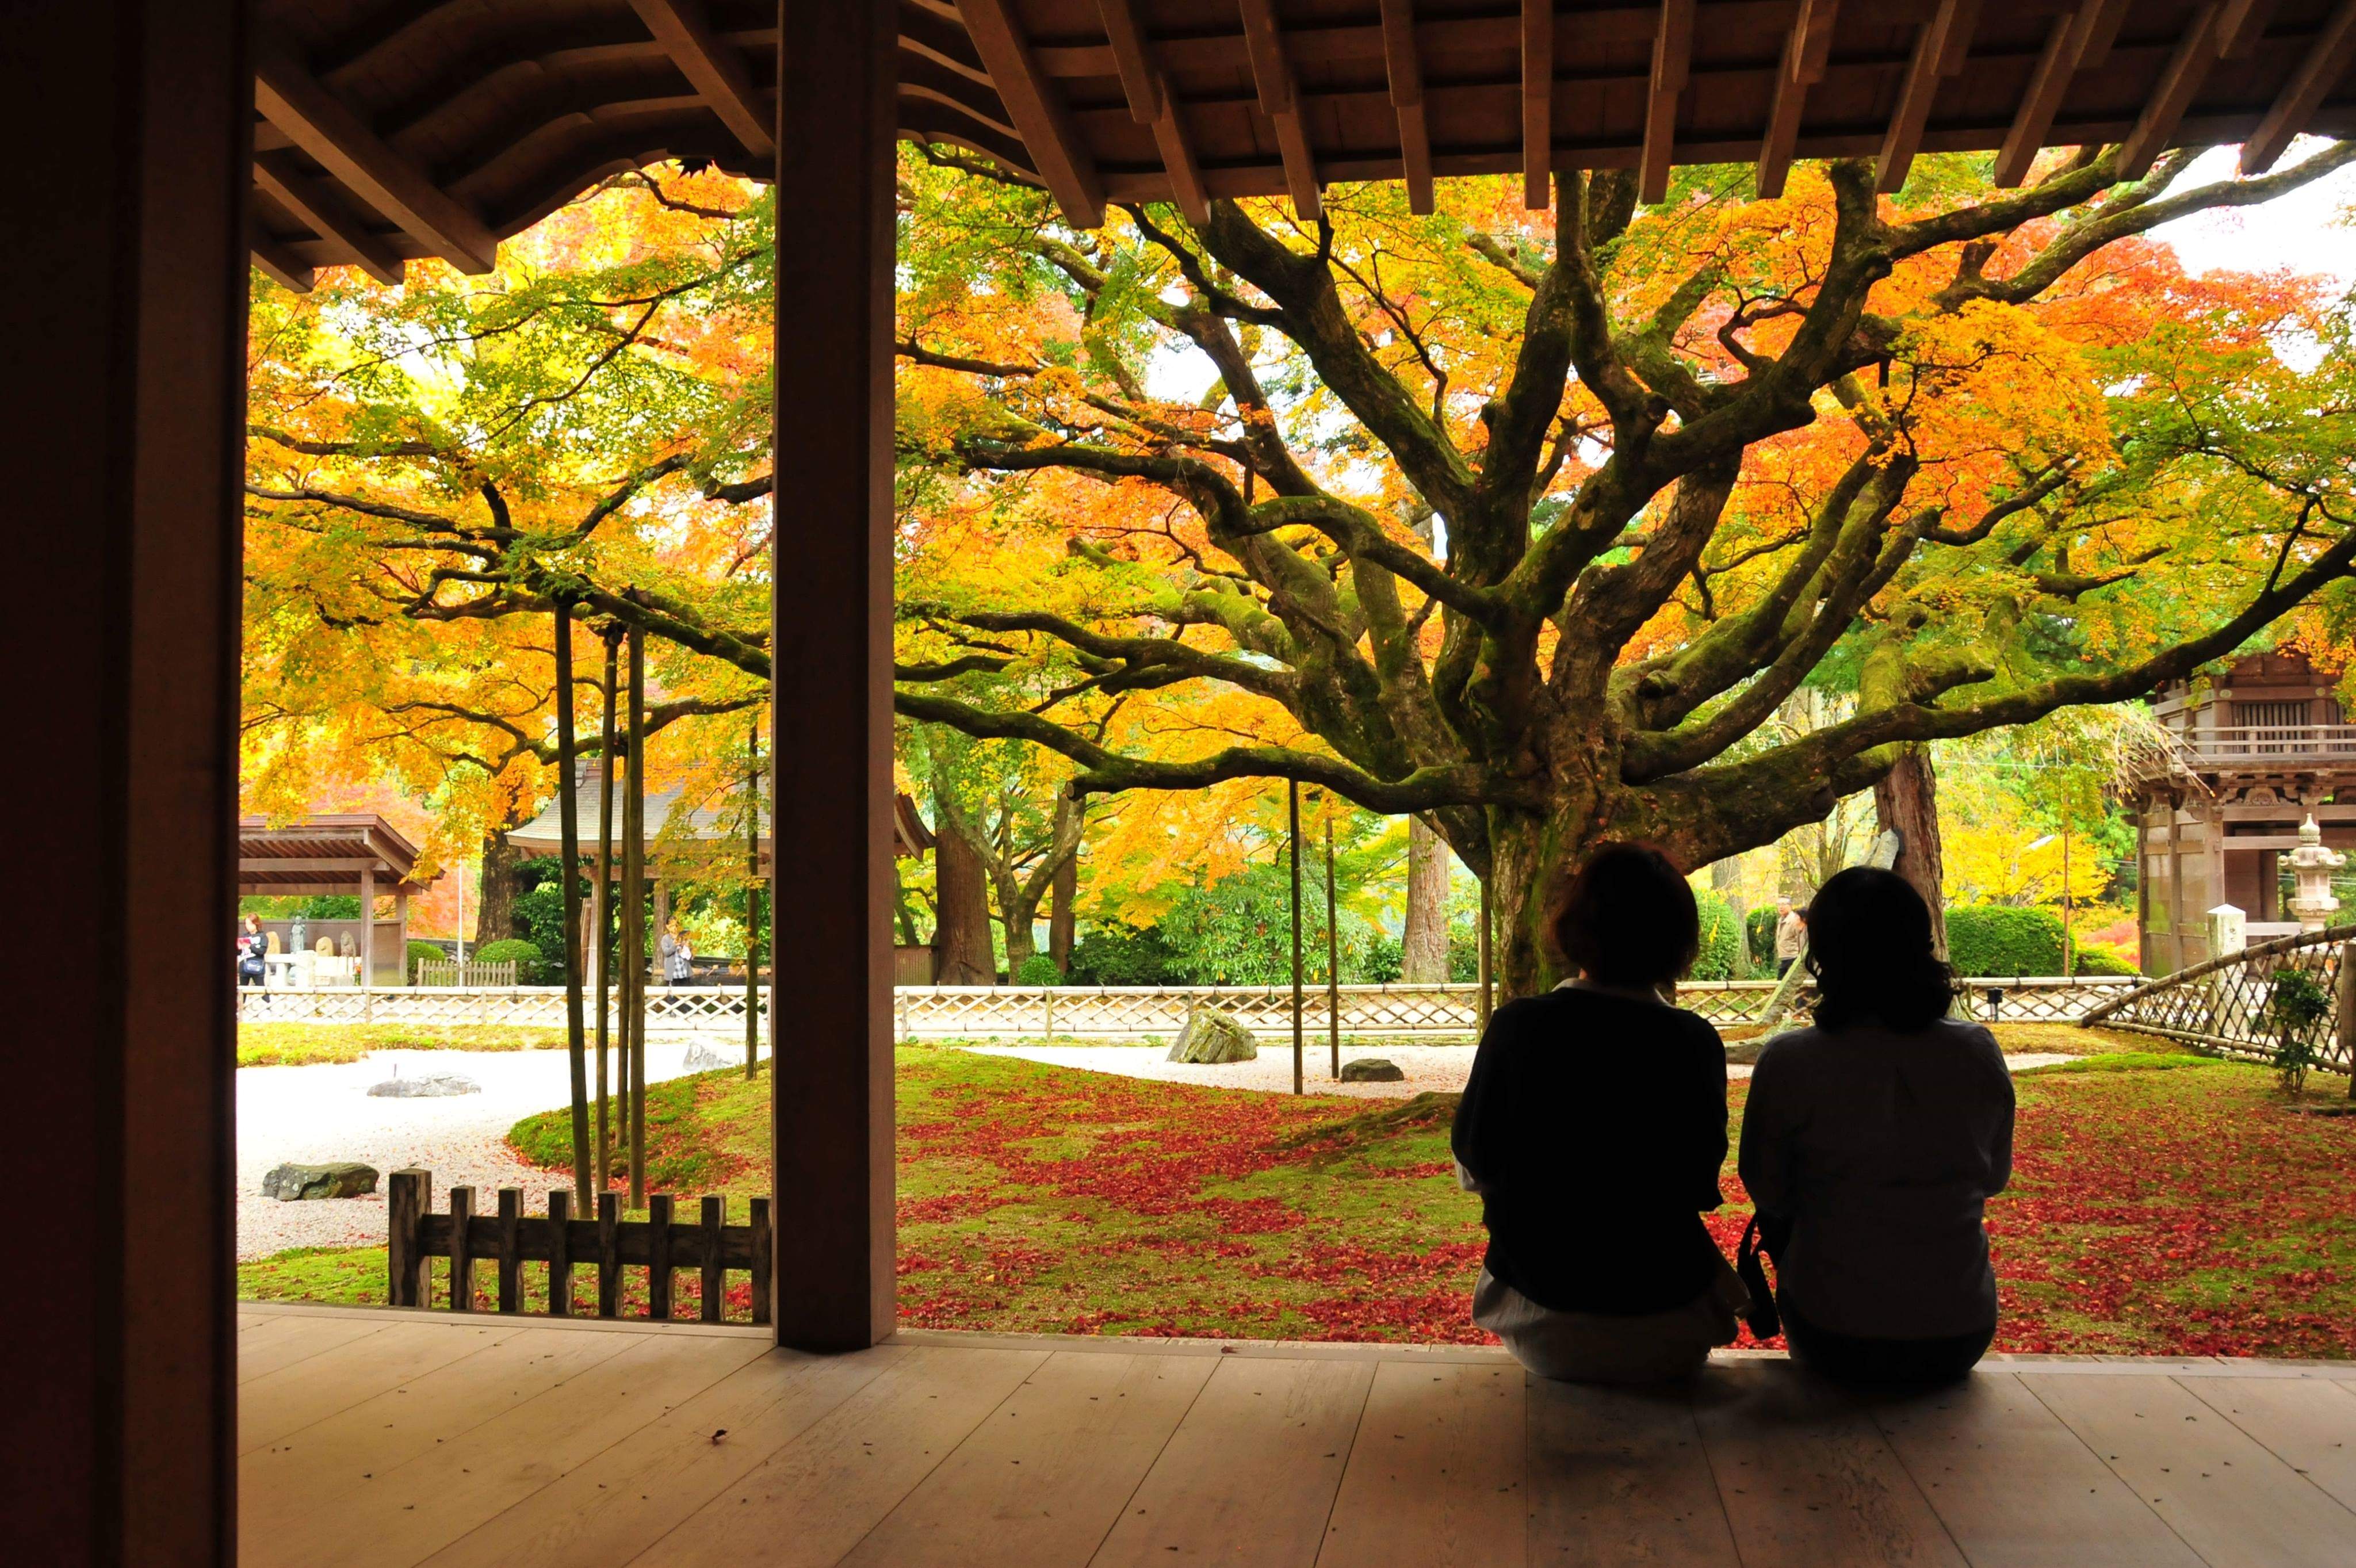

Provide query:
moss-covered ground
left=239, top=1027, right=2356, bottom=1356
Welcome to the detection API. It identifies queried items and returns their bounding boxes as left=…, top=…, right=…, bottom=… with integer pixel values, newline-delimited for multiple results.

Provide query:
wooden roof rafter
left=1757, top=0, right=1841, bottom=197
left=627, top=0, right=777, bottom=160
left=2243, top=0, right=2356, bottom=171
left=1095, top=0, right=1210, bottom=223
left=1378, top=0, right=1434, bottom=213
left=1239, top=0, right=1324, bottom=220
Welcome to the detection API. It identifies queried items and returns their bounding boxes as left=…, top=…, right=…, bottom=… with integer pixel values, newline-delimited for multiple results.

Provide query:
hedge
left=1944, top=905, right=2066, bottom=976
left=1745, top=904, right=1779, bottom=967
left=406, top=939, right=446, bottom=980
left=1692, top=892, right=1748, bottom=980
left=471, top=938, right=545, bottom=984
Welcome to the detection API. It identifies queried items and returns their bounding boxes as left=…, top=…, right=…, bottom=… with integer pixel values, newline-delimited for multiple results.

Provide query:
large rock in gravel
left=1167, top=1007, right=1258, bottom=1064
left=680, top=1041, right=735, bottom=1072
left=1338, top=1057, right=1405, bottom=1083
left=262, top=1161, right=379, bottom=1201
left=367, top=1071, right=481, bottom=1097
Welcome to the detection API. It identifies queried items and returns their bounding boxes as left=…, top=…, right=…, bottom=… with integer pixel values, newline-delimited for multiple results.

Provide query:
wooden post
left=2337, top=940, right=2356, bottom=1097
left=701, top=1195, right=726, bottom=1322
left=1326, top=812, right=1340, bottom=1080
left=395, top=888, right=409, bottom=982
left=749, top=1196, right=775, bottom=1327
left=648, top=1192, right=674, bottom=1320
left=20, top=6, right=248, bottom=1551
left=554, top=600, right=592, bottom=1204
left=772, top=0, right=898, bottom=1352
left=388, top=1169, right=431, bottom=1307
left=360, top=862, right=376, bottom=997
left=1290, top=779, right=1305, bottom=1096
left=448, top=1185, right=476, bottom=1311
left=597, top=631, right=619, bottom=1181
left=746, top=715, right=762, bottom=1077
left=495, top=1187, right=522, bottom=1313
left=597, top=1190, right=621, bottom=1318
left=625, top=621, right=648, bottom=1208
left=546, top=1188, right=573, bottom=1317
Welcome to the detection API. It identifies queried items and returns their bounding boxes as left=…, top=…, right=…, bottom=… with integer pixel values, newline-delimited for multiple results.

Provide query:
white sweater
left=1737, top=1018, right=2014, bottom=1340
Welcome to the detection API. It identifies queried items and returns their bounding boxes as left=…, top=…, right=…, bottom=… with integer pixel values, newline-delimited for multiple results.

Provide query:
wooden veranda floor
left=238, top=1301, right=2356, bottom=1567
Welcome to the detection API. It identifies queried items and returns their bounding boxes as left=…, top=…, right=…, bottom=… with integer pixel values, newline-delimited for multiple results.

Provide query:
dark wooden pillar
left=2, top=1, right=248, bottom=1562
left=771, top=0, right=897, bottom=1350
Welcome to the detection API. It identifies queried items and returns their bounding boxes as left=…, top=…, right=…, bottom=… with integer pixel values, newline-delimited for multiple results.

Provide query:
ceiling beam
left=1757, top=0, right=1840, bottom=198
left=253, top=44, right=502, bottom=273
left=2116, top=2, right=2224, bottom=179
left=2068, top=0, right=2135, bottom=70
left=956, top=0, right=1106, bottom=227
left=2240, top=0, right=2356, bottom=173
left=1640, top=0, right=1695, bottom=204
left=1095, top=0, right=1208, bottom=224
left=2214, top=0, right=2276, bottom=58
left=1238, top=0, right=1321, bottom=219
left=1379, top=0, right=1433, bottom=213
left=1875, top=0, right=1980, bottom=195
left=253, top=151, right=406, bottom=285
left=1992, top=7, right=2087, bottom=188
left=1521, top=0, right=1553, bottom=209
left=250, top=236, right=315, bottom=294
left=626, top=0, right=775, bottom=160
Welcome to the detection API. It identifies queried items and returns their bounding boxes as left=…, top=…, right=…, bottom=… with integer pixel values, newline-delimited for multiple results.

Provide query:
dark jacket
left=1452, top=984, right=1729, bottom=1315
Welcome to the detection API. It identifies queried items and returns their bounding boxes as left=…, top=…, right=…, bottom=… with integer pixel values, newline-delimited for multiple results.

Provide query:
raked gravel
left=236, top=1037, right=736, bottom=1261
left=952, top=1042, right=2079, bottom=1099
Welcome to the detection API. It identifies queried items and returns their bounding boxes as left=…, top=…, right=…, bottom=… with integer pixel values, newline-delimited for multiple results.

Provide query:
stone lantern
left=2288, top=814, right=2345, bottom=932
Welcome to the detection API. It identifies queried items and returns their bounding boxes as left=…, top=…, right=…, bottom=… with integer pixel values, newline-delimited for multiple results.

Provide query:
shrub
left=1944, top=905, right=2067, bottom=976
left=1015, top=953, right=1062, bottom=985
left=514, top=879, right=568, bottom=958
left=1691, top=892, right=1747, bottom=980
left=1745, top=905, right=1779, bottom=967
left=1448, top=923, right=1482, bottom=982
left=472, top=938, right=544, bottom=984
left=2070, top=942, right=2140, bottom=977
left=2265, top=967, right=2331, bottom=1093
left=1065, top=924, right=1182, bottom=985
left=1358, top=933, right=1403, bottom=984
left=407, top=939, right=447, bottom=980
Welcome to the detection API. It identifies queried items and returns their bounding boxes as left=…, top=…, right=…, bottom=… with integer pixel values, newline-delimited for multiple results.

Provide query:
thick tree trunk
left=478, top=826, right=527, bottom=941
left=1401, top=816, right=1451, bottom=982
left=1874, top=748, right=1948, bottom=957
left=930, top=813, right=997, bottom=984
left=1047, top=835, right=1077, bottom=972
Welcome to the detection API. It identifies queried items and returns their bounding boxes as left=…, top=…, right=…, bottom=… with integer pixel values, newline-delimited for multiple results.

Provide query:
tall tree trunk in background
left=478, top=820, right=529, bottom=941
left=930, top=814, right=997, bottom=984
left=1047, top=795, right=1078, bottom=973
left=1875, top=748, right=1949, bottom=957
left=1401, top=816, right=1451, bottom=982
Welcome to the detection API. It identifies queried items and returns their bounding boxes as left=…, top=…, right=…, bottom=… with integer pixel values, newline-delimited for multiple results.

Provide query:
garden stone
left=1168, top=1007, right=1257, bottom=1064
left=367, top=1070, right=481, bottom=1097
left=1338, top=1057, right=1405, bottom=1083
left=680, top=1041, right=733, bottom=1071
left=262, top=1161, right=378, bottom=1201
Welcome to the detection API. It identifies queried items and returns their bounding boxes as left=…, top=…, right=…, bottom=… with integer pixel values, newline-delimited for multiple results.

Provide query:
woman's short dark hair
left=1804, top=867, right=1957, bottom=1031
left=1549, top=843, right=1700, bottom=989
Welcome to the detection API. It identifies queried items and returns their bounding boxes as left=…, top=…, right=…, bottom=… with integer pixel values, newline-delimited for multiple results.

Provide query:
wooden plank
left=1640, top=0, right=1696, bottom=204
left=416, top=1347, right=901, bottom=1568
left=1318, top=1359, right=1524, bottom=1567
left=448, top=1184, right=475, bottom=1311
left=627, top=0, right=775, bottom=159
left=648, top=1192, right=674, bottom=1320
left=1994, top=9, right=2088, bottom=188
left=1877, top=0, right=1978, bottom=194
left=1523, top=0, right=1554, bottom=208
left=700, top=1195, right=725, bottom=1323
left=239, top=1317, right=523, bottom=1454
left=748, top=1195, right=772, bottom=1326
left=247, top=1332, right=770, bottom=1568
left=546, top=1189, right=572, bottom=1317
left=496, top=1187, right=522, bottom=1313
left=1525, top=1373, right=1740, bottom=1567
left=388, top=1168, right=429, bottom=1307
left=1757, top=1, right=1841, bottom=199
left=2216, top=0, right=2277, bottom=58
left=638, top=1346, right=1048, bottom=1566
left=2179, top=1375, right=2356, bottom=1513
left=251, top=43, right=500, bottom=272
left=1088, top=1355, right=1374, bottom=1566
left=239, top=1325, right=635, bottom=1540
left=2070, top=0, right=2136, bottom=68
left=839, top=1350, right=1215, bottom=1566
left=1378, top=0, right=1434, bottom=213
left=236, top=1311, right=388, bottom=1384
left=1693, top=1363, right=1968, bottom=1567
left=253, top=152, right=405, bottom=285
left=2117, top=4, right=2224, bottom=180
left=1238, top=0, right=1321, bottom=218
left=1872, top=1370, right=2206, bottom=1566
left=249, top=235, right=313, bottom=293
left=1095, top=0, right=1161, bottom=122
left=2024, top=1370, right=2356, bottom=1568
left=956, top=0, right=1104, bottom=227
left=2240, top=0, right=2356, bottom=174
left=598, top=1189, right=620, bottom=1317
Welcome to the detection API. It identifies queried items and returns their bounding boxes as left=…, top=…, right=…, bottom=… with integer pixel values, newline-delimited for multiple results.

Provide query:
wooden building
left=17, top=2, right=2356, bottom=1563
left=2136, top=651, right=2356, bottom=972
left=237, top=814, right=434, bottom=986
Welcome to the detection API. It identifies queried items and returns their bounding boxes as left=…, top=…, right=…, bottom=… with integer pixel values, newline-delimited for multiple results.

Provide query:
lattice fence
left=2080, top=927, right=2355, bottom=1071
left=234, top=984, right=766, bottom=1032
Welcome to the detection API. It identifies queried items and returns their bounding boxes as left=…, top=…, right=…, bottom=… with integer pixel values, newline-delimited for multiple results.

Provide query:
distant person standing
left=236, top=914, right=267, bottom=988
left=1774, top=897, right=1806, bottom=978
left=661, top=920, right=694, bottom=986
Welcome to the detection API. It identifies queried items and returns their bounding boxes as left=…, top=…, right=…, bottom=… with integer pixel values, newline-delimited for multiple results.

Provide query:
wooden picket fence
left=413, top=958, right=519, bottom=987
left=386, top=1169, right=771, bottom=1325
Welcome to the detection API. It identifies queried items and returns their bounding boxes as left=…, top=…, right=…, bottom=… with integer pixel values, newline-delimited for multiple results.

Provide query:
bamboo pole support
left=553, top=600, right=592, bottom=1204
left=1290, top=779, right=1304, bottom=1095
left=625, top=619, right=649, bottom=1207
left=595, top=630, right=619, bottom=1183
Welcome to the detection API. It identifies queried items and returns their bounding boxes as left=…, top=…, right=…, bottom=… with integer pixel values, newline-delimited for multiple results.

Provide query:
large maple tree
left=890, top=143, right=2356, bottom=993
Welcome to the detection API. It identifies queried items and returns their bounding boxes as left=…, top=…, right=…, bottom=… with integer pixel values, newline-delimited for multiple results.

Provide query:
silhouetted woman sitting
left=1452, top=844, right=1745, bottom=1383
left=1738, top=867, right=2014, bottom=1386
